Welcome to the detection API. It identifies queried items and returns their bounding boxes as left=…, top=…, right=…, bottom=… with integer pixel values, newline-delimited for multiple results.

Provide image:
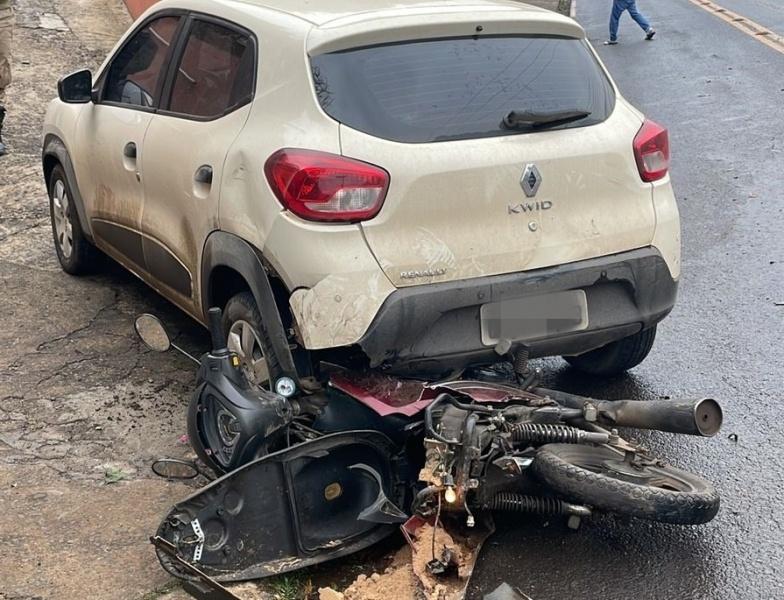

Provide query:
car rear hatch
left=308, top=12, right=656, bottom=288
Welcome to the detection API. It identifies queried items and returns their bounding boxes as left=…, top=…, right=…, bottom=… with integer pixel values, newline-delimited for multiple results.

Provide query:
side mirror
left=151, top=458, right=205, bottom=480
left=58, top=69, right=93, bottom=104
left=134, top=314, right=172, bottom=353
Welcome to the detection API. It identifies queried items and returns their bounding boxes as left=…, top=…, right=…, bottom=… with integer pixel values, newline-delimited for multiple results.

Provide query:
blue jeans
left=610, top=0, right=651, bottom=41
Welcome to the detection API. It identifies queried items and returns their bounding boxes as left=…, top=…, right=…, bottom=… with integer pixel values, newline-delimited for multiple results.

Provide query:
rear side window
left=167, top=20, right=255, bottom=119
left=311, top=36, right=615, bottom=143
left=104, top=16, right=180, bottom=108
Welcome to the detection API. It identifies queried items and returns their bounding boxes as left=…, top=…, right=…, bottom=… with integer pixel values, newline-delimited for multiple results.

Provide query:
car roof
left=231, top=0, right=551, bottom=26
left=146, top=0, right=582, bottom=56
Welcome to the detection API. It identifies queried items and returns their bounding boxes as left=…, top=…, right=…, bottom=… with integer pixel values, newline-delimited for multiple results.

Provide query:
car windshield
left=311, top=36, right=615, bottom=143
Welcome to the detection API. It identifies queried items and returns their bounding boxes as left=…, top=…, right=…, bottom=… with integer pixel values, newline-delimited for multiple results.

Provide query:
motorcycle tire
left=533, top=444, right=720, bottom=524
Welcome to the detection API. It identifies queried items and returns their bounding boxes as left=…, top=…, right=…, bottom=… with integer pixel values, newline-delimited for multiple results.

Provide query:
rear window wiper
left=501, top=109, right=592, bottom=130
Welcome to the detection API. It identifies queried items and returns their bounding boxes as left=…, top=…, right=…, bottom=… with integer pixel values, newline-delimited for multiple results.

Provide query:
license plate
left=480, top=290, right=588, bottom=346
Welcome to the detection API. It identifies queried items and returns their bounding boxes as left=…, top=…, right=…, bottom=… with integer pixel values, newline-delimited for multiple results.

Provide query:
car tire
left=222, top=291, right=280, bottom=389
left=563, top=325, right=657, bottom=376
left=48, top=164, right=100, bottom=275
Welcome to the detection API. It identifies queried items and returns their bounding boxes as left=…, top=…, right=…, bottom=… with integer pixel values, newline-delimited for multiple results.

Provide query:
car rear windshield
left=311, top=36, right=615, bottom=143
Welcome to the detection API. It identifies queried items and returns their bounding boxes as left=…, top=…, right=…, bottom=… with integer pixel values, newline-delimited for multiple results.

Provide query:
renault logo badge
left=520, top=164, right=542, bottom=198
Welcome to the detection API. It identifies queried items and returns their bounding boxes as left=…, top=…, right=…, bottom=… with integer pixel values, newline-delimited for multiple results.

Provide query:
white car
left=42, top=0, right=679, bottom=390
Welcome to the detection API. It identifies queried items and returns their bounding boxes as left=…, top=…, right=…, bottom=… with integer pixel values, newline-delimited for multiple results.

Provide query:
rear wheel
left=533, top=444, right=720, bottom=524
left=48, top=164, right=100, bottom=274
left=563, top=325, right=656, bottom=376
left=222, top=291, right=277, bottom=389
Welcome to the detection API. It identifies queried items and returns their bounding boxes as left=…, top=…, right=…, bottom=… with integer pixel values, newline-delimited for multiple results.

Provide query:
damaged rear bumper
left=358, top=247, right=677, bottom=375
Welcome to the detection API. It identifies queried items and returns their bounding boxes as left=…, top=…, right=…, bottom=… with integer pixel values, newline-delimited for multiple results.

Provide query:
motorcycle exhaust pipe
left=534, top=388, right=723, bottom=437
left=591, top=398, right=722, bottom=437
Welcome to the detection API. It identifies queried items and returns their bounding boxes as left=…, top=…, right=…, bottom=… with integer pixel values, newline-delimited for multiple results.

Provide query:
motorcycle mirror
left=152, top=458, right=201, bottom=480
left=135, top=314, right=172, bottom=353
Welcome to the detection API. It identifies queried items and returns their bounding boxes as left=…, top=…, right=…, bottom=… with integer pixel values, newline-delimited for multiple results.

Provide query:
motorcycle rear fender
left=156, top=430, right=406, bottom=582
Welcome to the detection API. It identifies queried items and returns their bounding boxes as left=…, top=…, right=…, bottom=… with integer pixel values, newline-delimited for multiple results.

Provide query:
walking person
left=0, top=0, right=13, bottom=156
left=605, top=0, right=656, bottom=45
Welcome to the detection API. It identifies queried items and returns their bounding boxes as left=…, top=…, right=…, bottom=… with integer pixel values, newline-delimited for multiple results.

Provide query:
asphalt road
left=468, top=1, right=784, bottom=598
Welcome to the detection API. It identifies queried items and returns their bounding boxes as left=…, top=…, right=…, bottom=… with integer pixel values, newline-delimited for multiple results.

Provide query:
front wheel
left=563, top=325, right=657, bottom=376
left=533, top=444, right=720, bottom=524
left=48, top=164, right=100, bottom=274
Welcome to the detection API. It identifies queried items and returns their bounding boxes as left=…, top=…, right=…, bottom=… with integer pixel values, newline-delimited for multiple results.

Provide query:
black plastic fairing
left=155, top=431, right=405, bottom=582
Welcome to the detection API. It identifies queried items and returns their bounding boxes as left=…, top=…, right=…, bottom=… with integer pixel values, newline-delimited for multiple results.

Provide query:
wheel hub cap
left=52, top=180, right=74, bottom=259
left=227, top=319, right=269, bottom=388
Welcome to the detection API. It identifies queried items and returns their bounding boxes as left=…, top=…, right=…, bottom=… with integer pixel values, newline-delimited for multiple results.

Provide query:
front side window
left=167, top=20, right=254, bottom=119
left=311, top=36, right=616, bottom=143
left=104, top=16, right=180, bottom=108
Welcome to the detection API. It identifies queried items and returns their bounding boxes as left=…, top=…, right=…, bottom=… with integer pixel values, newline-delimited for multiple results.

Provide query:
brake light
left=633, top=119, right=670, bottom=182
left=264, top=149, right=390, bottom=222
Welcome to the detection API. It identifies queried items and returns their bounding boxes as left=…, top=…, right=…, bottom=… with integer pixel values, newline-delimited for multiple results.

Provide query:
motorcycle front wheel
left=533, top=444, right=720, bottom=525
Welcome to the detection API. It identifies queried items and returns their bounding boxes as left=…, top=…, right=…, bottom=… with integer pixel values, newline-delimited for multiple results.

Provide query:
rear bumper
left=357, top=247, right=677, bottom=376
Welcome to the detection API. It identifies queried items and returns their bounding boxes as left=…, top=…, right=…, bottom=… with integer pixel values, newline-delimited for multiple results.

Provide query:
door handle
left=123, top=142, right=137, bottom=159
left=194, top=165, right=213, bottom=185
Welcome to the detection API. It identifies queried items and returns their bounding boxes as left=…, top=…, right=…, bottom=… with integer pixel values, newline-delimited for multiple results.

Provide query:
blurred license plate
left=480, top=290, right=588, bottom=345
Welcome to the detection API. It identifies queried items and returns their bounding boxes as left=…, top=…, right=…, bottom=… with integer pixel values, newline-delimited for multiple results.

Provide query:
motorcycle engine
left=417, top=393, right=568, bottom=518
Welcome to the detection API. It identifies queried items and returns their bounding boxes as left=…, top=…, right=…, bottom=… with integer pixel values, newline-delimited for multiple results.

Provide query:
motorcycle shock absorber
left=514, top=346, right=530, bottom=378
left=487, top=493, right=591, bottom=518
left=511, top=423, right=609, bottom=445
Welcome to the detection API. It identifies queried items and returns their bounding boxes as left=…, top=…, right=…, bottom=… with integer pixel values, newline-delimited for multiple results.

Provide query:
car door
left=72, top=14, right=183, bottom=275
left=140, top=16, right=255, bottom=314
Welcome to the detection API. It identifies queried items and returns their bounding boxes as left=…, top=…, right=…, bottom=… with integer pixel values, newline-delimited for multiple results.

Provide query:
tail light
left=633, top=119, right=670, bottom=182
left=264, top=149, right=390, bottom=222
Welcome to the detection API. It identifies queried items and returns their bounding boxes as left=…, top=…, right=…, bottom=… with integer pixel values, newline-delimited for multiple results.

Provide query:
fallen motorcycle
left=135, top=310, right=722, bottom=595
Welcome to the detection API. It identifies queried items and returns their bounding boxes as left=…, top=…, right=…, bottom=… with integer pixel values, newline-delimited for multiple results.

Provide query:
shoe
left=603, top=39, right=618, bottom=45
left=0, top=105, right=6, bottom=157
left=646, top=28, right=656, bottom=40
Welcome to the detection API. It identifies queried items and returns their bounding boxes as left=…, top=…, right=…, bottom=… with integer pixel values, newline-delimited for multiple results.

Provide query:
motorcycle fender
left=155, top=430, right=405, bottom=582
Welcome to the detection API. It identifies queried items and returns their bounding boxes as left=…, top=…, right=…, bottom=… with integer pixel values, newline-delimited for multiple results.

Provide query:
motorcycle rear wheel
left=533, top=444, right=720, bottom=524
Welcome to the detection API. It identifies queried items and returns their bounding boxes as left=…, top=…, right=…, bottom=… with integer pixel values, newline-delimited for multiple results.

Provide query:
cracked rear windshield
left=311, top=36, right=615, bottom=143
